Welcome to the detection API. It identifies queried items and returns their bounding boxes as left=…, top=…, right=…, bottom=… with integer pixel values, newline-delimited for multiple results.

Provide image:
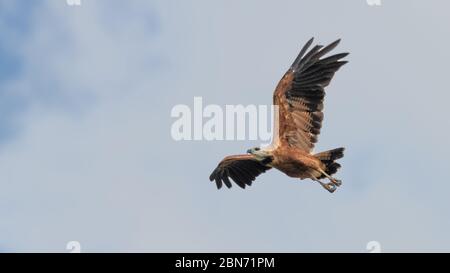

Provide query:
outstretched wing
left=209, top=155, right=271, bottom=189
left=272, top=38, right=348, bottom=152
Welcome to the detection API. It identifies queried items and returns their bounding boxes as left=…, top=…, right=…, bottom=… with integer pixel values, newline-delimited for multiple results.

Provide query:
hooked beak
left=246, top=149, right=252, bottom=154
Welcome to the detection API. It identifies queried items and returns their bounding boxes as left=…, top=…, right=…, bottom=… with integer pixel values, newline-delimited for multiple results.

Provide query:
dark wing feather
left=209, top=154, right=271, bottom=189
left=273, top=38, right=348, bottom=151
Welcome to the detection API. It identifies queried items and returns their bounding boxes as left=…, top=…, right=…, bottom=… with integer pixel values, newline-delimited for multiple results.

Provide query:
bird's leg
left=318, top=169, right=342, bottom=187
left=311, top=177, right=336, bottom=193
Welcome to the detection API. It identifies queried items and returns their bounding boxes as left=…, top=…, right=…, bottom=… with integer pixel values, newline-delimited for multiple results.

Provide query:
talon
left=318, top=181, right=336, bottom=193
left=325, top=183, right=336, bottom=193
left=332, top=179, right=342, bottom=187
left=319, top=170, right=342, bottom=188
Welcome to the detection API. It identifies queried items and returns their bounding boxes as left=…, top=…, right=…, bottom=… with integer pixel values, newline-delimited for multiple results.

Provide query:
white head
left=246, top=147, right=272, bottom=163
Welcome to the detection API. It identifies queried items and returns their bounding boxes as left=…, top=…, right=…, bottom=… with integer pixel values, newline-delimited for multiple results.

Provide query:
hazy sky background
left=0, top=0, right=449, bottom=252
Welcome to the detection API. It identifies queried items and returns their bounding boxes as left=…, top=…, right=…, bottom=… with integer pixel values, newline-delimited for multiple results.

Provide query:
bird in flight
left=209, top=38, right=348, bottom=193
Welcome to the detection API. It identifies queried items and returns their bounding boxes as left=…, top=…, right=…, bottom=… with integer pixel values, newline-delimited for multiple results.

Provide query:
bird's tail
left=314, top=147, right=344, bottom=178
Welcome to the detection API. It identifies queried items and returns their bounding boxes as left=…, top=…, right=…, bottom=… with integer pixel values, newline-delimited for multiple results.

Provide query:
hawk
left=209, top=38, right=348, bottom=193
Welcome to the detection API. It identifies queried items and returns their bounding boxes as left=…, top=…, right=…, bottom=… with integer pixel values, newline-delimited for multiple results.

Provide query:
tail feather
left=314, top=147, right=344, bottom=177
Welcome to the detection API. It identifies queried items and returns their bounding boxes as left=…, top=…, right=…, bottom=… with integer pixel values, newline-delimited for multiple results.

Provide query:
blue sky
left=0, top=0, right=450, bottom=252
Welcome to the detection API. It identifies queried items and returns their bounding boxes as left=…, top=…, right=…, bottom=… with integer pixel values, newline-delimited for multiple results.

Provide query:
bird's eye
left=255, top=147, right=260, bottom=151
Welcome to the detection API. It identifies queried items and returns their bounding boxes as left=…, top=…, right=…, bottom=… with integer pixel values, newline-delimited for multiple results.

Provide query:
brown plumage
left=209, top=38, right=348, bottom=193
